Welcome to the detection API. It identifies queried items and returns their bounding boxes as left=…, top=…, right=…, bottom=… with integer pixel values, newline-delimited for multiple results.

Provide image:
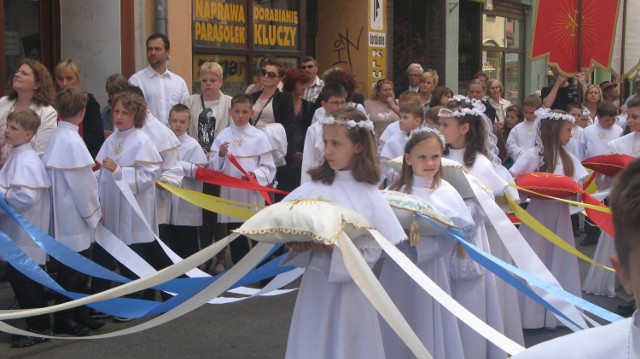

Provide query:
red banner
left=531, top=0, right=620, bottom=75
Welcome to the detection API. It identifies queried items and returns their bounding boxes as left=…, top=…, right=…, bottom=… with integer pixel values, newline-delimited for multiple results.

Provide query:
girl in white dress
left=379, top=127, right=467, bottom=359
left=438, top=97, right=515, bottom=358
left=510, top=108, right=588, bottom=329
left=281, top=107, right=406, bottom=359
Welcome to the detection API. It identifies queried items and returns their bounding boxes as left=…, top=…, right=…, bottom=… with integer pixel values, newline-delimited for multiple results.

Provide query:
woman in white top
left=0, top=58, right=57, bottom=164
left=487, top=79, right=512, bottom=124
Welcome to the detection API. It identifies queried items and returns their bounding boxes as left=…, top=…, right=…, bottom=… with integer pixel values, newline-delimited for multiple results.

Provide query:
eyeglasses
left=259, top=69, right=278, bottom=78
left=300, top=65, right=315, bottom=70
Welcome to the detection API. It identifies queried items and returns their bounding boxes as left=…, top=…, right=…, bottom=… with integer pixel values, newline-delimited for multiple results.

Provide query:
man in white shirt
left=394, top=63, right=423, bottom=98
left=300, top=56, right=324, bottom=103
left=129, top=33, right=190, bottom=126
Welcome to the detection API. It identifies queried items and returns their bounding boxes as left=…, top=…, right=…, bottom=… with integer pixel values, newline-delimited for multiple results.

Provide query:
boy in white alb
left=209, top=94, right=276, bottom=264
left=166, top=104, right=208, bottom=259
left=506, top=95, right=542, bottom=161
left=565, top=103, right=586, bottom=160
left=0, top=109, right=52, bottom=347
left=94, top=90, right=162, bottom=307
left=301, top=84, right=347, bottom=184
left=43, top=88, right=102, bottom=336
left=578, top=101, right=623, bottom=246
left=379, top=103, right=424, bottom=183
left=514, top=157, right=640, bottom=359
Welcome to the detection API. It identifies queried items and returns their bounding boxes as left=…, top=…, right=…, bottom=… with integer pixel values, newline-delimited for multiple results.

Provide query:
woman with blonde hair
left=487, top=79, right=512, bottom=124
left=582, top=84, right=602, bottom=124
left=418, top=69, right=438, bottom=112
left=54, top=58, right=105, bottom=157
left=364, top=79, right=400, bottom=137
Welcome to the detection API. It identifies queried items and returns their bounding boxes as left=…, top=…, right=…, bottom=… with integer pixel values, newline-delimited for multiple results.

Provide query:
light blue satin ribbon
left=417, top=213, right=623, bottom=325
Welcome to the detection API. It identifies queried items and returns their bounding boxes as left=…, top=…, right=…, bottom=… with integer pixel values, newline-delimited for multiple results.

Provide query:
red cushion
left=582, top=154, right=636, bottom=177
left=516, top=172, right=581, bottom=199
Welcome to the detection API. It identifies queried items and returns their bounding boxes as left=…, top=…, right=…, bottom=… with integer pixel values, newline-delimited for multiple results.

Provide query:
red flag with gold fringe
left=531, top=0, right=620, bottom=75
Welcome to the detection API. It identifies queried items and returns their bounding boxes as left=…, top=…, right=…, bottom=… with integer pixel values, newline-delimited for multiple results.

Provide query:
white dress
left=445, top=147, right=513, bottom=358
left=169, top=133, right=208, bottom=226
left=579, top=122, right=623, bottom=190
left=565, top=125, right=584, bottom=160
left=96, top=127, right=162, bottom=245
left=281, top=170, right=406, bottom=359
left=510, top=147, right=588, bottom=329
left=583, top=132, right=640, bottom=297
left=43, top=121, right=101, bottom=252
left=379, top=176, right=468, bottom=359
left=513, top=311, right=640, bottom=359
left=379, top=131, right=409, bottom=184
left=0, top=143, right=51, bottom=265
left=209, top=123, right=276, bottom=223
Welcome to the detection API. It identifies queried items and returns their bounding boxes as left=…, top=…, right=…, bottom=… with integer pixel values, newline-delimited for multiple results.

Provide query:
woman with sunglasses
left=0, top=58, right=58, bottom=165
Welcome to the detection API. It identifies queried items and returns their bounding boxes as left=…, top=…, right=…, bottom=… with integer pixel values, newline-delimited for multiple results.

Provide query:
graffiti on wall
left=331, top=27, right=364, bottom=73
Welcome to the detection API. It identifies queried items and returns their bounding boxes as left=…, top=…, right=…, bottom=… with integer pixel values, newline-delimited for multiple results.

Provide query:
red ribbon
left=228, top=154, right=274, bottom=205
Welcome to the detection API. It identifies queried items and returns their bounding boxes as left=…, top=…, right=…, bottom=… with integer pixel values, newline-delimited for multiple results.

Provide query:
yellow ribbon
left=509, top=184, right=611, bottom=213
left=505, top=195, right=614, bottom=272
left=158, top=182, right=257, bottom=221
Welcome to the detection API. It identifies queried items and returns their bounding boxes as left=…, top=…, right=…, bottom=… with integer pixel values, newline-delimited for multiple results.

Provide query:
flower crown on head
left=438, top=96, right=486, bottom=118
left=409, top=126, right=446, bottom=147
left=534, top=108, right=575, bottom=123
left=318, top=115, right=375, bottom=132
left=582, top=107, right=591, bottom=116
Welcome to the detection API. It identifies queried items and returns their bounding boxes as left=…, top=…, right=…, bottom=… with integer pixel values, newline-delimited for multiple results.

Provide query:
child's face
left=4, top=120, right=33, bottom=147
left=200, top=72, right=222, bottom=96
left=112, top=101, right=136, bottom=131
left=612, top=246, right=640, bottom=311
left=404, top=137, right=442, bottom=180
left=598, top=115, right=616, bottom=129
left=169, top=111, right=190, bottom=136
left=627, top=106, right=640, bottom=132
left=559, top=121, right=573, bottom=146
left=504, top=110, right=520, bottom=129
left=578, top=115, right=590, bottom=128
left=322, top=124, right=362, bottom=171
left=438, top=117, right=468, bottom=149
left=523, top=105, right=538, bottom=122
left=229, top=102, right=253, bottom=127
left=568, top=108, right=582, bottom=126
left=321, top=96, right=346, bottom=116
left=439, top=93, right=452, bottom=106
left=399, top=112, right=422, bottom=133
left=56, top=69, right=80, bottom=90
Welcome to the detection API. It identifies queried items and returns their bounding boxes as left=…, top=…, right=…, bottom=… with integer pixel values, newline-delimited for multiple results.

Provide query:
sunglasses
left=259, top=69, right=278, bottom=78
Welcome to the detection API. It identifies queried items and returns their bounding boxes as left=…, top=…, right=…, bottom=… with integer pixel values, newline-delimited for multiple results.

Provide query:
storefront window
left=3, top=0, right=41, bottom=89
left=192, top=0, right=302, bottom=96
left=482, top=10, right=524, bottom=104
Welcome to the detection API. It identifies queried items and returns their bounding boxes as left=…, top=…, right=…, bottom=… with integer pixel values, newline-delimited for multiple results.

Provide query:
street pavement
left=0, top=232, right=627, bottom=358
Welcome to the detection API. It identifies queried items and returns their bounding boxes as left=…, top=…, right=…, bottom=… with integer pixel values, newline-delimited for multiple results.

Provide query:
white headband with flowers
left=438, top=97, right=486, bottom=118
left=534, top=108, right=575, bottom=123
left=409, top=126, right=446, bottom=148
left=318, top=116, right=375, bottom=132
left=582, top=107, right=591, bottom=116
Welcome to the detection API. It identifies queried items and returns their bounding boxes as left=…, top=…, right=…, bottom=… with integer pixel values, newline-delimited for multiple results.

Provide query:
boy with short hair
left=380, top=103, right=424, bottom=182
left=379, top=90, right=422, bottom=148
left=301, top=84, right=348, bottom=184
left=513, top=158, right=640, bottom=358
left=0, top=109, right=52, bottom=347
left=166, top=104, right=208, bottom=259
left=565, top=103, right=585, bottom=160
left=506, top=95, right=542, bottom=161
left=43, top=88, right=103, bottom=336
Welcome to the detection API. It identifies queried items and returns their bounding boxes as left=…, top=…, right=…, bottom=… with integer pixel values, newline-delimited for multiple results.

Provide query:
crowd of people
left=1, top=31, right=640, bottom=358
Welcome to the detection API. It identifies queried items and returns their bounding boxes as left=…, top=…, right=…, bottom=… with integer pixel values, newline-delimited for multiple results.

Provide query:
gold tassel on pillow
left=455, top=242, right=468, bottom=259
left=409, top=213, right=422, bottom=246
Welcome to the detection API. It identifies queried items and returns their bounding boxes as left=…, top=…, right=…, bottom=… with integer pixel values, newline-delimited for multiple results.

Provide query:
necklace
left=230, top=127, right=243, bottom=147
left=114, top=133, right=124, bottom=155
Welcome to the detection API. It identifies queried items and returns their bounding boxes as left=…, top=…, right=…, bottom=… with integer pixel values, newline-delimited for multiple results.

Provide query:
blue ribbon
left=417, top=213, right=623, bottom=325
